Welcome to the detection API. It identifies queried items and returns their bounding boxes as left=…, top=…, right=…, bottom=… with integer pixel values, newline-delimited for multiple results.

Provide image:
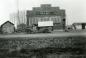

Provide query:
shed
left=1, top=21, right=15, bottom=34
left=72, top=23, right=86, bottom=30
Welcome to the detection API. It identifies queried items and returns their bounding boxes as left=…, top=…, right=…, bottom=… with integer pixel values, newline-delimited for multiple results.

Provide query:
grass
left=0, top=36, right=85, bottom=58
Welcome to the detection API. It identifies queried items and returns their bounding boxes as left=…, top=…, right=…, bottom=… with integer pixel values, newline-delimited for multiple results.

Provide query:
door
left=82, top=23, right=85, bottom=29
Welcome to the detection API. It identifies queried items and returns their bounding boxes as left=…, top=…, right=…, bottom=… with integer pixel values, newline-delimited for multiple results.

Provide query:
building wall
left=27, top=4, right=66, bottom=30
left=1, top=23, right=14, bottom=33
left=72, top=23, right=86, bottom=30
left=28, top=16, right=62, bottom=26
left=75, top=25, right=82, bottom=30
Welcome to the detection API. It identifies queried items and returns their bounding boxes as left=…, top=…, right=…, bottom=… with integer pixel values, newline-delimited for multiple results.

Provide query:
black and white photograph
left=0, top=0, right=86, bottom=58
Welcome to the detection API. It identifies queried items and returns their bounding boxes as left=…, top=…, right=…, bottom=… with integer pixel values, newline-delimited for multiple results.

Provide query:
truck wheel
left=43, top=29, right=49, bottom=33
left=27, top=30, right=32, bottom=34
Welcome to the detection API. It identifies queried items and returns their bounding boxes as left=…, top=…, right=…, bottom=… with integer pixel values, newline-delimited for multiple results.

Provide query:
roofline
left=0, top=21, right=14, bottom=27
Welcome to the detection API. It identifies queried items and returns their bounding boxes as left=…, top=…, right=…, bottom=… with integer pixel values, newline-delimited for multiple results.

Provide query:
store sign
left=38, top=21, right=53, bottom=27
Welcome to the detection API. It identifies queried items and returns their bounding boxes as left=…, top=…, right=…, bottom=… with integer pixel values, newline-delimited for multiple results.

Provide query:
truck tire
left=26, top=29, right=32, bottom=34
left=43, top=29, right=50, bottom=33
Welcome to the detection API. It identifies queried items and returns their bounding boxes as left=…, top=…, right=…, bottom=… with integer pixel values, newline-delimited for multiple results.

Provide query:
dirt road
left=0, top=31, right=85, bottom=38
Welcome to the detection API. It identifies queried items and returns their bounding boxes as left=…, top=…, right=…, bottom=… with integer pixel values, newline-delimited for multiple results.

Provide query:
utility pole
left=16, top=0, right=20, bottom=27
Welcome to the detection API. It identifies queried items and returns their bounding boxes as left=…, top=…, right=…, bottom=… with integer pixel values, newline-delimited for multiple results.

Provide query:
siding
left=2, top=22, right=14, bottom=33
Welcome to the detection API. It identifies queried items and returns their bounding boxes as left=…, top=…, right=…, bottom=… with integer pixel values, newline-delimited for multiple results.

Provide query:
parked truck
left=25, top=21, right=53, bottom=33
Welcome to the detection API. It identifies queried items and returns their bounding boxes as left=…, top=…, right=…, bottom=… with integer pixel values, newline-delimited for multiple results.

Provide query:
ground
left=0, top=31, right=85, bottom=38
left=0, top=31, right=85, bottom=58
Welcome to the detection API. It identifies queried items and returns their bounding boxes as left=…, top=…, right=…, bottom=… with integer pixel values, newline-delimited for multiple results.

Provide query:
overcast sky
left=0, top=0, right=86, bottom=25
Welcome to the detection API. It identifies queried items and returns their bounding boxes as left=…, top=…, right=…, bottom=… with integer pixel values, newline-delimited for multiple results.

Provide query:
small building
left=1, top=21, right=15, bottom=34
left=72, top=23, right=86, bottom=30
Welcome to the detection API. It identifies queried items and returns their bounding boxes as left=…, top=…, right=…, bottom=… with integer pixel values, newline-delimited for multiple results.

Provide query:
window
left=63, top=19, right=65, bottom=21
left=36, top=12, right=40, bottom=15
left=49, top=12, right=55, bottom=15
left=40, top=12, right=49, bottom=15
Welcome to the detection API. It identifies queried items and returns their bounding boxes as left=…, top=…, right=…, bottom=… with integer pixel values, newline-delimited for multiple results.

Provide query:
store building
left=26, top=4, right=66, bottom=30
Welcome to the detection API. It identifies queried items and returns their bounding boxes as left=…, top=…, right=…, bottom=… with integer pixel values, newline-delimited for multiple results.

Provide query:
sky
left=0, top=0, right=86, bottom=25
